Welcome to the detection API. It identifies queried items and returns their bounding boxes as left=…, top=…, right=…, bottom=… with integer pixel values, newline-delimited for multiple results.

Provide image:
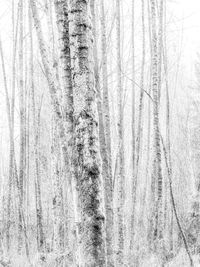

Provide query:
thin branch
left=161, top=135, right=194, bottom=267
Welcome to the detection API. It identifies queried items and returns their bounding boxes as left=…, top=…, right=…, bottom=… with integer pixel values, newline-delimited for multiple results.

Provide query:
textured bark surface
left=100, top=0, right=112, bottom=165
left=54, top=1, right=80, bottom=263
left=149, top=0, right=163, bottom=252
left=91, top=1, right=114, bottom=266
left=68, top=1, right=106, bottom=266
left=18, top=0, right=25, bottom=253
left=29, top=9, right=45, bottom=252
left=129, top=0, right=136, bottom=257
left=54, top=0, right=74, bottom=158
left=51, top=118, right=64, bottom=264
left=100, top=0, right=114, bottom=263
left=130, top=1, right=146, bottom=258
left=116, top=0, right=125, bottom=265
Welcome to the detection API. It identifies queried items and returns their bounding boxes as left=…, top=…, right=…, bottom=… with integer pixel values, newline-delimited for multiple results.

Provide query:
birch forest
left=0, top=0, right=199, bottom=266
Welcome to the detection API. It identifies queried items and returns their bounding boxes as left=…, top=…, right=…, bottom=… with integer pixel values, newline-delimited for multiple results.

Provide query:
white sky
left=170, top=0, right=200, bottom=67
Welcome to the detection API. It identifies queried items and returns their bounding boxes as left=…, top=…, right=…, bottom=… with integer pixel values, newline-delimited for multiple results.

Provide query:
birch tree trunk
left=100, top=0, right=112, bottom=167
left=54, top=0, right=74, bottom=163
left=51, top=117, right=64, bottom=265
left=158, top=0, right=164, bottom=104
left=100, top=1, right=114, bottom=265
left=54, top=0, right=79, bottom=262
left=29, top=7, right=45, bottom=252
left=149, top=0, right=163, bottom=253
left=116, top=0, right=125, bottom=265
left=68, top=1, right=106, bottom=266
left=163, top=0, right=173, bottom=252
left=135, top=0, right=145, bottom=179
left=129, top=0, right=136, bottom=257
left=130, top=1, right=146, bottom=258
left=91, top=1, right=114, bottom=266
left=18, top=0, right=25, bottom=253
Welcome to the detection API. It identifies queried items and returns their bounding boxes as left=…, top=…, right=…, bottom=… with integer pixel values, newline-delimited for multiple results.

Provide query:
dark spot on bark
left=57, top=111, right=62, bottom=118
left=40, top=254, right=46, bottom=262
left=77, top=142, right=84, bottom=152
left=87, top=163, right=100, bottom=177
left=95, top=214, right=105, bottom=222
left=53, top=197, right=56, bottom=206
left=93, top=223, right=100, bottom=232
left=89, top=136, right=95, bottom=145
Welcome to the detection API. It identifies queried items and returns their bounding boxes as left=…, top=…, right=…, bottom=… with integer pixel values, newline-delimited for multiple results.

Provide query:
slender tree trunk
left=149, top=0, right=163, bottom=252
left=135, top=0, right=145, bottom=179
left=51, top=117, right=64, bottom=265
left=100, top=1, right=114, bottom=265
left=29, top=7, right=45, bottom=252
left=91, top=1, right=114, bottom=266
left=116, top=0, right=125, bottom=265
left=144, top=0, right=153, bottom=224
left=163, top=0, right=173, bottom=252
left=129, top=0, right=135, bottom=256
left=100, top=0, right=112, bottom=166
left=18, top=0, right=25, bottom=253
left=130, top=2, right=146, bottom=258
left=68, top=1, right=106, bottom=266
left=158, top=0, right=164, bottom=104
left=54, top=0, right=79, bottom=262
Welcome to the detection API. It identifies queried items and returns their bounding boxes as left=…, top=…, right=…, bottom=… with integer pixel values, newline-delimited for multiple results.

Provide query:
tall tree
left=91, top=0, right=114, bottom=266
left=29, top=6, right=45, bottom=252
left=54, top=0, right=78, bottom=262
left=149, top=0, right=164, bottom=253
left=51, top=116, right=65, bottom=264
left=130, top=1, right=146, bottom=259
left=68, top=0, right=106, bottom=265
left=100, top=1, right=114, bottom=265
left=130, top=0, right=136, bottom=257
left=116, top=0, right=125, bottom=265
left=18, top=0, right=25, bottom=253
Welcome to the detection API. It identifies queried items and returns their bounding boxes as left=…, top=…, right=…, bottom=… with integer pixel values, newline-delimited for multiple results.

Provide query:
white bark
left=68, top=1, right=106, bottom=265
left=149, top=0, right=163, bottom=252
left=91, top=1, right=114, bottom=266
left=116, top=0, right=125, bottom=265
left=29, top=7, right=45, bottom=252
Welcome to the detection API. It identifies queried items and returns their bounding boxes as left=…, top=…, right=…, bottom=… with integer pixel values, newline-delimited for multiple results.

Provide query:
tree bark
left=51, top=117, right=65, bottom=265
left=91, top=1, right=114, bottom=266
left=129, top=0, right=136, bottom=257
left=149, top=0, right=163, bottom=252
left=54, top=0, right=79, bottom=262
left=68, top=1, right=106, bottom=266
left=29, top=7, right=45, bottom=252
left=116, top=0, right=125, bottom=265
left=18, top=0, right=26, bottom=253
